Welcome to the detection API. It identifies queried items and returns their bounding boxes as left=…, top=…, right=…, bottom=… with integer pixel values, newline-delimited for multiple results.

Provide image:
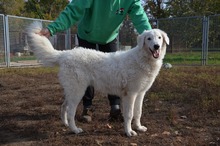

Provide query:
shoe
left=108, top=109, right=123, bottom=122
left=81, top=107, right=93, bottom=123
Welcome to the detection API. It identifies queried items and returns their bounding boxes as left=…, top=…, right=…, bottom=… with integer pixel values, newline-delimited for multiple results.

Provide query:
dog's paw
left=63, top=122, right=69, bottom=127
left=73, top=128, right=83, bottom=134
left=136, top=126, right=147, bottom=132
left=62, top=119, right=69, bottom=127
left=126, top=130, right=137, bottom=137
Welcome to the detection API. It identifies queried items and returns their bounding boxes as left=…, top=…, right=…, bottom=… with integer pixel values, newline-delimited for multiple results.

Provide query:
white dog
left=27, top=22, right=169, bottom=137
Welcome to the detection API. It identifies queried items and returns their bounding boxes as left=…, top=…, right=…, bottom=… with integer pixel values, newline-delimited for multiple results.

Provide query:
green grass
left=0, top=67, right=58, bottom=76
left=0, top=52, right=220, bottom=65
left=10, top=56, right=37, bottom=62
left=164, top=52, right=220, bottom=65
left=0, top=55, right=37, bottom=64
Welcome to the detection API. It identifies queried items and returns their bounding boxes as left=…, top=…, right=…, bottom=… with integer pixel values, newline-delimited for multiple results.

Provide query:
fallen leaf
left=106, top=124, right=112, bottom=129
left=162, top=131, right=171, bottom=136
left=130, top=143, right=137, bottom=146
left=96, top=140, right=104, bottom=146
left=180, top=115, right=187, bottom=119
left=151, top=133, right=158, bottom=137
left=176, top=136, right=183, bottom=142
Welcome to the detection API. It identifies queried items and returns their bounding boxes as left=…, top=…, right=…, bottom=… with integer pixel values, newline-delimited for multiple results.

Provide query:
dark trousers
left=77, top=36, right=120, bottom=108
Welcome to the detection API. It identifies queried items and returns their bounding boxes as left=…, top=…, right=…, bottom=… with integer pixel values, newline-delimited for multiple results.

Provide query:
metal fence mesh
left=158, top=17, right=203, bottom=52
left=0, top=15, right=220, bottom=67
left=208, top=15, right=220, bottom=65
left=157, top=17, right=204, bottom=65
left=0, top=14, right=5, bottom=66
left=5, top=16, right=71, bottom=67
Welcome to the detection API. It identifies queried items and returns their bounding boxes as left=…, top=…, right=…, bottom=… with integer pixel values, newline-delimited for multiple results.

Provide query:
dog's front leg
left=133, top=92, right=147, bottom=132
left=122, top=95, right=137, bottom=137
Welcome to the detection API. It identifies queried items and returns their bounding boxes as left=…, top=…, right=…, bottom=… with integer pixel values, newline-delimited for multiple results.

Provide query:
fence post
left=2, top=14, right=6, bottom=67
left=202, top=16, right=209, bottom=65
left=65, top=28, right=71, bottom=50
left=4, top=15, right=10, bottom=67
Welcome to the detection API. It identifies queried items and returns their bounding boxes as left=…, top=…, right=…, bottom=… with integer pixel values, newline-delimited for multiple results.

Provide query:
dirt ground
left=0, top=67, right=220, bottom=146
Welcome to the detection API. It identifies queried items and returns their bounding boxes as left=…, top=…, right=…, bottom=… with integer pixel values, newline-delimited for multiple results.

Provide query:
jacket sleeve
left=47, top=0, right=93, bottom=36
left=128, top=0, right=152, bottom=34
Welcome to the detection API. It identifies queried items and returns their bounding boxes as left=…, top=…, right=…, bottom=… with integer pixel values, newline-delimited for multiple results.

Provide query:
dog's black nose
left=154, top=44, right=160, bottom=50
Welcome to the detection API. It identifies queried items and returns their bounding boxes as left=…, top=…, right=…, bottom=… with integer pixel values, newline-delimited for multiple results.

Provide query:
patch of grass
left=1, top=51, right=220, bottom=66
left=0, top=67, right=58, bottom=76
left=149, top=66, right=220, bottom=114
left=164, top=52, right=220, bottom=65
left=10, top=56, right=37, bottom=62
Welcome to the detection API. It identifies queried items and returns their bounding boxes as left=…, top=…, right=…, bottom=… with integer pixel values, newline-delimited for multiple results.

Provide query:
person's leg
left=98, top=38, right=118, bottom=52
left=108, top=95, right=123, bottom=121
left=99, top=38, right=122, bottom=121
left=82, top=87, right=94, bottom=108
left=77, top=36, right=96, bottom=122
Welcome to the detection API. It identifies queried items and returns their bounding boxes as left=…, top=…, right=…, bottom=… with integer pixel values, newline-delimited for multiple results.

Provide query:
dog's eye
left=147, top=37, right=151, bottom=40
left=159, top=36, right=161, bottom=39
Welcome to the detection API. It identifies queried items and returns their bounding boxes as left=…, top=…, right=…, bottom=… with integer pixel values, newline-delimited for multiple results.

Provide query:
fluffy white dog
left=27, top=22, right=169, bottom=137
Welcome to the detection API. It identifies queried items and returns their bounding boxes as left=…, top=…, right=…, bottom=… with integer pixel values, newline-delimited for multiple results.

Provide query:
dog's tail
left=27, top=21, right=60, bottom=66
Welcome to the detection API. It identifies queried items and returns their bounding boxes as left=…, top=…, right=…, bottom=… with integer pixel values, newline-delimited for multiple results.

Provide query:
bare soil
left=0, top=67, right=220, bottom=146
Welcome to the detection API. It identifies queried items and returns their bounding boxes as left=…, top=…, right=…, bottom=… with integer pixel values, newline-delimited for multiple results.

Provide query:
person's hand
left=38, top=28, right=51, bottom=38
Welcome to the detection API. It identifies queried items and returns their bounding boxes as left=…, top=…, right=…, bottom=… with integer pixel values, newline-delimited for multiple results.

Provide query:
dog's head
left=137, top=29, right=169, bottom=60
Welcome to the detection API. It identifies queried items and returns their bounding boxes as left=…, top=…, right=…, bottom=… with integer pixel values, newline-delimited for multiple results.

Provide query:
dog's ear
left=137, top=30, right=147, bottom=48
left=160, top=30, right=169, bottom=45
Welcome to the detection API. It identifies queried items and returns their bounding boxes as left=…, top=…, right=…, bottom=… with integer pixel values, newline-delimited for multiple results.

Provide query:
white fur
left=27, top=21, right=169, bottom=137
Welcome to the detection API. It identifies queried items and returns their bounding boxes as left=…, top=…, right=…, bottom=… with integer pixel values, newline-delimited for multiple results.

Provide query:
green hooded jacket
left=47, top=0, right=152, bottom=44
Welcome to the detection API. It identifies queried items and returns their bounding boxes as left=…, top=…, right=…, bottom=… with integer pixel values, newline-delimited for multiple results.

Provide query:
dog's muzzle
left=149, top=44, right=160, bottom=59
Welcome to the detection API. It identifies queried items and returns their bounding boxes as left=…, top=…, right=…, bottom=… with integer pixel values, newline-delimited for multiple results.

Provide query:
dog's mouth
left=149, top=48, right=160, bottom=59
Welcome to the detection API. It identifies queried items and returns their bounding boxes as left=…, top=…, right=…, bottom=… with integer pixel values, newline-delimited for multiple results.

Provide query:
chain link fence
left=1, top=15, right=75, bottom=67
left=0, top=15, right=220, bottom=67
left=119, top=15, right=220, bottom=66
left=208, top=15, right=220, bottom=65
left=0, top=14, right=5, bottom=66
left=156, top=16, right=205, bottom=65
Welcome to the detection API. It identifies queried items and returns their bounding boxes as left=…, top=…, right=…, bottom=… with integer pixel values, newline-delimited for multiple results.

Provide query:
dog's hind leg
left=66, top=95, right=83, bottom=134
left=61, top=100, right=69, bottom=127
left=133, top=92, right=147, bottom=132
left=122, top=94, right=137, bottom=137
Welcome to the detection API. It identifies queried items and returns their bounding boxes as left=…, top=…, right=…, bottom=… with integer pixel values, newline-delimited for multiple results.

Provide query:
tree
left=0, top=0, right=25, bottom=15
left=24, top=0, right=68, bottom=20
left=166, top=0, right=220, bottom=17
left=0, top=0, right=68, bottom=20
left=142, top=0, right=220, bottom=18
left=142, top=0, right=170, bottom=19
